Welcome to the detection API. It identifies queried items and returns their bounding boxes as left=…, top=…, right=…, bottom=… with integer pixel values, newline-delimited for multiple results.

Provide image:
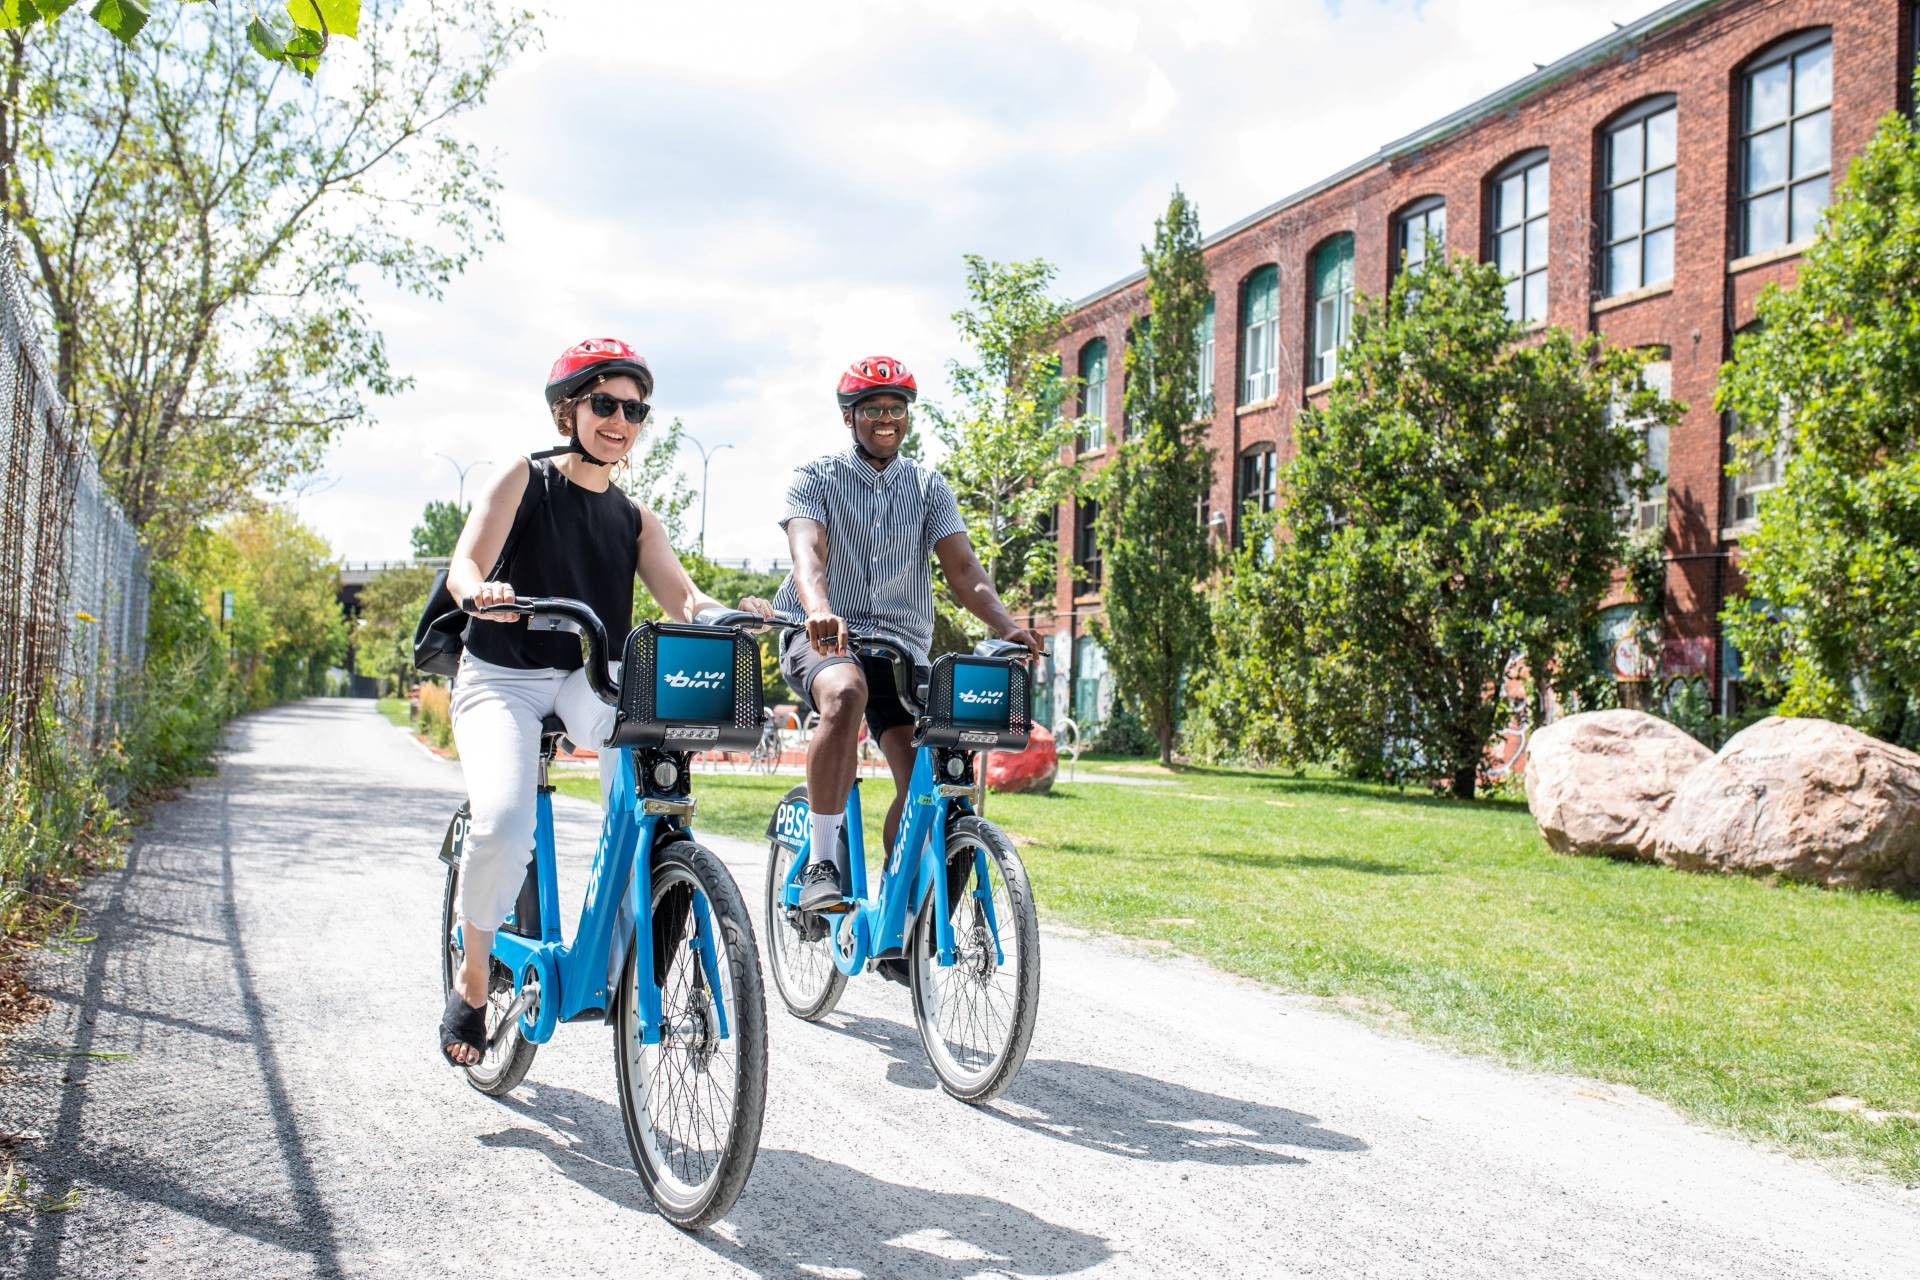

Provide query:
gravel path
left=2, top=699, right=1915, bottom=1279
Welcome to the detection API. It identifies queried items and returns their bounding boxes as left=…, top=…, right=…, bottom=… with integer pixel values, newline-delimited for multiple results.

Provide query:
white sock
left=809, top=811, right=844, bottom=865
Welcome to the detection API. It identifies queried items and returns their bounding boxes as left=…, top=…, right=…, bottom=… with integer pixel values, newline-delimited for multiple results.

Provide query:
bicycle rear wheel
left=440, top=858, right=539, bottom=1096
left=614, top=838, right=767, bottom=1229
left=909, top=816, right=1040, bottom=1103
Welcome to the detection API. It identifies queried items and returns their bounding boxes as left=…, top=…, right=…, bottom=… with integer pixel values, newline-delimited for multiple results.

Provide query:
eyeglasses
left=858, top=404, right=909, bottom=423
left=584, top=391, right=651, bottom=424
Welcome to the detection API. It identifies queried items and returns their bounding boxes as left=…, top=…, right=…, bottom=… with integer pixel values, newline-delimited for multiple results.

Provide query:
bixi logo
left=665, top=669, right=727, bottom=690
left=957, top=688, right=1004, bottom=707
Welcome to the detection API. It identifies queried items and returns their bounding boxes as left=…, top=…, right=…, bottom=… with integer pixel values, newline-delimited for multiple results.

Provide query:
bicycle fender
left=602, top=826, right=697, bottom=1025
left=766, top=784, right=809, bottom=854
left=437, top=802, right=471, bottom=868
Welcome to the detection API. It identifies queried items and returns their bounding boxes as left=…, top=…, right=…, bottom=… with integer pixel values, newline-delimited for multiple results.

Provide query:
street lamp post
left=682, top=434, right=733, bottom=558
left=434, top=453, right=492, bottom=510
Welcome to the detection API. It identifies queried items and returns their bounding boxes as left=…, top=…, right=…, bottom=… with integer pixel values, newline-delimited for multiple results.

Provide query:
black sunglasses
left=584, top=391, right=651, bottom=424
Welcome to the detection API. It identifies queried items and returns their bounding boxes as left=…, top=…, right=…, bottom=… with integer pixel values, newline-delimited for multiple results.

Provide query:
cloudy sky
left=304, top=0, right=1630, bottom=566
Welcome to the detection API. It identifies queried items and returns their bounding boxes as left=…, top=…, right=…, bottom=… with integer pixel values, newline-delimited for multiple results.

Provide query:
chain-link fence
left=0, top=234, right=147, bottom=769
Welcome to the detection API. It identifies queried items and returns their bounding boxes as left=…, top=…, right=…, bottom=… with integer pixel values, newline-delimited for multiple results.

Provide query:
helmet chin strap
left=532, top=434, right=612, bottom=466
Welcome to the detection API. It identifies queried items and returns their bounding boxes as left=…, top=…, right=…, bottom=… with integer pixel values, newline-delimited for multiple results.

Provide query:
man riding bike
left=771, top=356, right=1044, bottom=971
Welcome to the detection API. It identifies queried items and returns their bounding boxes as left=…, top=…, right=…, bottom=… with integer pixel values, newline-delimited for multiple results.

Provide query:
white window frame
left=1240, top=267, right=1279, bottom=405
left=1723, top=408, right=1789, bottom=531
left=1309, top=235, right=1354, bottom=386
left=1078, top=339, right=1107, bottom=453
left=1614, top=358, right=1672, bottom=533
left=1195, top=295, right=1216, bottom=417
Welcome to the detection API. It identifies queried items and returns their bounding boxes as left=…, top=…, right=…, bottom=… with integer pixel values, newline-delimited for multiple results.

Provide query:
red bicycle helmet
left=544, top=338, right=654, bottom=406
left=835, top=355, right=917, bottom=412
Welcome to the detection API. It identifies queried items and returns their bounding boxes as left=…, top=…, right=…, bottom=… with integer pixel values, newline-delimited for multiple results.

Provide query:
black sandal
left=439, top=990, right=487, bottom=1067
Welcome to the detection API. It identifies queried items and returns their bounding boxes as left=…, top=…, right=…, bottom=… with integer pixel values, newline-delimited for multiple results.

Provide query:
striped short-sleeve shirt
left=771, top=448, right=968, bottom=666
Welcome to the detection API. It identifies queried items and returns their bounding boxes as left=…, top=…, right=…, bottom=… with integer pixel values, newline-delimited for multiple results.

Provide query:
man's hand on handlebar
left=466, top=580, right=522, bottom=623
left=1000, top=625, right=1046, bottom=659
left=805, top=607, right=848, bottom=657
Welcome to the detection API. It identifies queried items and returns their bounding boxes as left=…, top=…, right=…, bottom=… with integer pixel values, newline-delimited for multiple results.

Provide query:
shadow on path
left=814, top=1011, right=1367, bottom=1166
left=13, top=747, right=347, bottom=1278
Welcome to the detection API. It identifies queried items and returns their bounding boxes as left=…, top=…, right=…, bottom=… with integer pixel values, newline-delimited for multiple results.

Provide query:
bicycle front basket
left=611, top=621, right=762, bottom=751
left=918, top=652, right=1030, bottom=752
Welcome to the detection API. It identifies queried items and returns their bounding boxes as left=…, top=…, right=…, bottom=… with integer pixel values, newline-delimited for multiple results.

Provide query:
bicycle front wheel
left=763, top=785, right=847, bottom=1021
left=613, top=839, right=768, bottom=1229
left=909, top=816, right=1040, bottom=1103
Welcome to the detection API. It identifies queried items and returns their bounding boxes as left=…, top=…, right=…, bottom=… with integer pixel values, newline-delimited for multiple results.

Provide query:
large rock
left=1652, top=717, right=1920, bottom=891
left=987, top=723, right=1057, bottom=795
left=1524, top=710, right=1710, bottom=860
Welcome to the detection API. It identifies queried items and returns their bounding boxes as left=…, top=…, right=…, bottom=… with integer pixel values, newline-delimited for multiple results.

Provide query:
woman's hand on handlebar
left=736, top=595, right=775, bottom=620
left=466, top=579, right=521, bottom=623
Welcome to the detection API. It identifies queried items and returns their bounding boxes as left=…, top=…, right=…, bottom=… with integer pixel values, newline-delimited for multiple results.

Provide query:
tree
left=1192, top=251, right=1669, bottom=798
left=0, top=0, right=364, bottom=75
left=353, top=563, right=434, bottom=696
left=180, top=507, right=347, bottom=708
left=0, top=2, right=537, bottom=553
left=924, top=254, right=1080, bottom=616
left=411, top=499, right=467, bottom=558
left=1090, top=187, right=1214, bottom=765
left=1715, top=84, right=1920, bottom=747
left=620, top=414, right=697, bottom=554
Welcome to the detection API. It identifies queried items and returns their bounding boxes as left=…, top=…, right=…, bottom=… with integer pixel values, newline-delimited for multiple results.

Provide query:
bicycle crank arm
left=487, top=988, right=537, bottom=1049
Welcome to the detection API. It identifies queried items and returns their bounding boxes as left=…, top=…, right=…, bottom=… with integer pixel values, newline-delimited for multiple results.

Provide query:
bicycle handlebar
left=457, top=596, right=620, bottom=707
left=760, top=611, right=1046, bottom=719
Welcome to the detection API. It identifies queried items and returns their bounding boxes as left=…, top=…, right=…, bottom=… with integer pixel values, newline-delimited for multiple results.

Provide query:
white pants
left=449, top=652, right=621, bottom=931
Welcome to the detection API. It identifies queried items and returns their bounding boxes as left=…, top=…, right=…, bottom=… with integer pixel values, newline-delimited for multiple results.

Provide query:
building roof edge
left=1066, top=0, right=1725, bottom=314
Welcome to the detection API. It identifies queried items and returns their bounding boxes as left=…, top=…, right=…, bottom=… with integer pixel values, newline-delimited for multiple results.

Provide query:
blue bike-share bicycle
left=433, top=597, right=769, bottom=1227
left=762, top=618, right=1042, bottom=1102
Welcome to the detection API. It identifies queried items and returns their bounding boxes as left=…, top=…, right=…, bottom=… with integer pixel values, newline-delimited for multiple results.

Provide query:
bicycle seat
left=540, top=713, right=566, bottom=738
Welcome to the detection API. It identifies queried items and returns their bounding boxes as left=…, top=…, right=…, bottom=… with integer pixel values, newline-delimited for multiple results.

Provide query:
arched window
left=1235, top=444, right=1277, bottom=548
left=1603, top=97, right=1677, bottom=294
left=1394, top=196, right=1446, bottom=277
left=1737, top=30, right=1831, bottom=255
left=1239, top=266, right=1279, bottom=405
left=1077, top=338, right=1108, bottom=452
left=1194, top=295, right=1216, bottom=416
left=1309, top=234, right=1355, bottom=386
left=1489, top=150, right=1550, bottom=322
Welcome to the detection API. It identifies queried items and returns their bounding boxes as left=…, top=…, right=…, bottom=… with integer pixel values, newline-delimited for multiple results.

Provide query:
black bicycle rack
left=612, top=621, right=763, bottom=752
left=916, top=652, right=1031, bottom=752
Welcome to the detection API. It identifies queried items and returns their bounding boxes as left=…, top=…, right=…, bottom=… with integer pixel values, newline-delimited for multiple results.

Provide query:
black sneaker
left=796, top=860, right=849, bottom=914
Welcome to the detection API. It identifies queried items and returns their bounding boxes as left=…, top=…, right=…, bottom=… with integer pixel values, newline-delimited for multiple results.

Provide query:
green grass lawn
left=557, top=761, right=1920, bottom=1182
left=374, top=697, right=411, bottom=730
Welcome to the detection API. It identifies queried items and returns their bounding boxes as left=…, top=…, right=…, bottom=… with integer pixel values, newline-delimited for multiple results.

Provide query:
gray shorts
left=779, top=630, right=927, bottom=740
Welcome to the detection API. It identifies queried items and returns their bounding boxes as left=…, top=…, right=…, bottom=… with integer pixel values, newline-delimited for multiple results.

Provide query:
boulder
left=1524, top=709, right=1710, bottom=860
left=1651, top=717, right=1920, bottom=892
left=987, top=723, right=1057, bottom=795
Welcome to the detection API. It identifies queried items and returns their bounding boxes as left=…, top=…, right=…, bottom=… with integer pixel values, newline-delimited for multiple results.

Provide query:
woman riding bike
left=438, top=337, right=769, bottom=1066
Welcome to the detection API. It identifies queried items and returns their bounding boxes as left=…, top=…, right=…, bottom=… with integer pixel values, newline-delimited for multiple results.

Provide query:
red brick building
left=1038, top=0, right=1918, bottom=734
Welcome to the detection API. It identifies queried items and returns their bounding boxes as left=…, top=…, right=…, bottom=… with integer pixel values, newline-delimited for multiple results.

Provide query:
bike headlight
left=652, top=759, right=680, bottom=790
left=945, top=754, right=965, bottom=780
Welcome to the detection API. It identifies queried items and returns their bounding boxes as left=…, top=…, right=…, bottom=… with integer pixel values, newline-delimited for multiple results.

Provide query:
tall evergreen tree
left=1091, top=187, right=1214, bottom=764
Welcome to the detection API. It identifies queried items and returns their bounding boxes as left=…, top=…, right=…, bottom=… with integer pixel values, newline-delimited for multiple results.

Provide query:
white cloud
left=306, top=0, right=1626, bottom=565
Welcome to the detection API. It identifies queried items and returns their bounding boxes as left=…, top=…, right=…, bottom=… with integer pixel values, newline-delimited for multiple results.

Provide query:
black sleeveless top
left=465, top=459, right=641, bottom=671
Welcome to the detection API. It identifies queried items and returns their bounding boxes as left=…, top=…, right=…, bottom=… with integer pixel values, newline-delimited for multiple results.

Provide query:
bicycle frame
left=455, top=743, right=731, bottom=1050
left=777, top=744, right=1005, bottom=978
